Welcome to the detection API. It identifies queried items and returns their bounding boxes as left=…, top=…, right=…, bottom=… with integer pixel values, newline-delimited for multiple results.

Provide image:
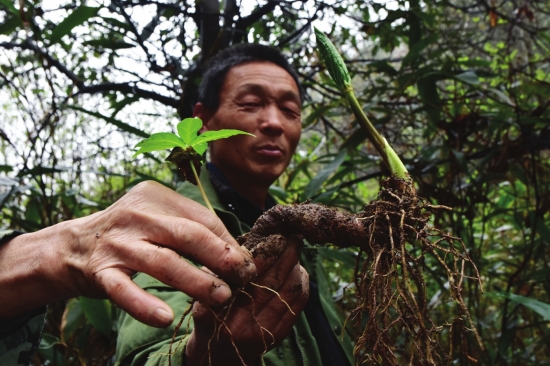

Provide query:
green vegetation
left=1, top=1, right=549, bottom=364
left=133, top=117, right=253, bottom=211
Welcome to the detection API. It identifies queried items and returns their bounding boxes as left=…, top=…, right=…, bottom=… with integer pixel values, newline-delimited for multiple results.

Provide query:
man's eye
left=281, top=106, right=299, bottom=116
left=240, top=102, right=260, bottom=108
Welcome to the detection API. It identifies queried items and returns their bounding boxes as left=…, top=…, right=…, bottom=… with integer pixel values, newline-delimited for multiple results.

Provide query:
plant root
left=239, top=176, right=483, bottom=365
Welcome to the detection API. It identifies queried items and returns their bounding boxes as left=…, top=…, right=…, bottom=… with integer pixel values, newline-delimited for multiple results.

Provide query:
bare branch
left=1, top=39, right=83, bottom=87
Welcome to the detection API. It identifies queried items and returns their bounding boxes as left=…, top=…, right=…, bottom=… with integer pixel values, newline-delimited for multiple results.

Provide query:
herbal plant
left=278, top=28, right=482, bottom=364
left=133, top=117, right=254, bottom=212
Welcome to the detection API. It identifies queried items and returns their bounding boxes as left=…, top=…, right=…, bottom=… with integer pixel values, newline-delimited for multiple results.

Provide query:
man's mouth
left=256, top=145, right=284, bottom=157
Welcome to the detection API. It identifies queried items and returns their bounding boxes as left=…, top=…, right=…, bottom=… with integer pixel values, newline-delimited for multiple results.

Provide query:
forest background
left=0, top=0, right=549, bottom=364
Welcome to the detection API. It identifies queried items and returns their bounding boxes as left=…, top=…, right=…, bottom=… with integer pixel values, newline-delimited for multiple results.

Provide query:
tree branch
left=0, top=40, right=179, bottom=108
left=74, top=83, right=179, bottom=108
left=1, top=39, right=83, bottom=87
left=233, top=1, right=281, bottom=43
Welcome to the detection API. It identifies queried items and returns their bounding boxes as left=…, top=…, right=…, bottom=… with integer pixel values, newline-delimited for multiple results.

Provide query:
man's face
left=199, top=61, right=302, bottom=186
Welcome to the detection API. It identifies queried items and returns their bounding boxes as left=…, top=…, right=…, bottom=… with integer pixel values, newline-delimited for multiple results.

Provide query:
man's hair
left=197, top=43, right=304, bottom=112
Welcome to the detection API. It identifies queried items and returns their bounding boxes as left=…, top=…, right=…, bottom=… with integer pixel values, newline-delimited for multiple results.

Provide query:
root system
left=239, top=176, right=483, bottom=365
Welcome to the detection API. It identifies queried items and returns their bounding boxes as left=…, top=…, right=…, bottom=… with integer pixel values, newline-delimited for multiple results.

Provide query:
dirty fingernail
left=151, top=307, right=173, bottom=327
left=241, top=247, right=257, bottom=274
left=210, top=283, right=232, bottom=305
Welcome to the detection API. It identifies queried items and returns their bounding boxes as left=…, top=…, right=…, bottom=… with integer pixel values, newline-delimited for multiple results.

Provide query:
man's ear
left=193, top=103, right=213, bottom=133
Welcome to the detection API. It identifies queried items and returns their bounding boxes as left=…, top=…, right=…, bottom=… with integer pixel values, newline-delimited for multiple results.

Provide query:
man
left=115, top=44, right=354, bottom=366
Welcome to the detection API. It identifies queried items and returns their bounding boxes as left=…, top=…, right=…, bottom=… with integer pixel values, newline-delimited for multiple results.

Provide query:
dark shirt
left=206, top=163, right=351, bottom=366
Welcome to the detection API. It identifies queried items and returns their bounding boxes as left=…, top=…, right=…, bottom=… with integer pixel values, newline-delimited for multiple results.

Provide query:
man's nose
left=259, top=104, right=284, bottom=135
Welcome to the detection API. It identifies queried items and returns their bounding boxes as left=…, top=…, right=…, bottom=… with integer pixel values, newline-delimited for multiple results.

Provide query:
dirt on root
left=238, top=176, right=483, bottom=365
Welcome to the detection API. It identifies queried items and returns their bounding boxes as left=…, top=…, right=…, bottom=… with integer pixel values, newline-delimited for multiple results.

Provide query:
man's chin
left=249, top=167, right=283, bottom=186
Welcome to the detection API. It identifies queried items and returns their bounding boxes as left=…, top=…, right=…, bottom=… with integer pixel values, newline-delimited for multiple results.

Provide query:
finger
left=256, top=265, right=309, bottom=333
left=129, top=212, right=256, bottom=284
left=250, top=234, right=303, bottom=275
left=128, top=181, right=238, bottom=246
left=247, top=236, right=302, bottom=307
left=248, top=234, right=288, bottom=274
left=110, top=240, right=234, bottom=306
left=98, top=268, right=175, bottom=328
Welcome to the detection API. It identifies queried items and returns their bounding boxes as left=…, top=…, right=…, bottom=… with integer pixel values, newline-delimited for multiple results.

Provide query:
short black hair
left=197, top=43, right=304, bottom=112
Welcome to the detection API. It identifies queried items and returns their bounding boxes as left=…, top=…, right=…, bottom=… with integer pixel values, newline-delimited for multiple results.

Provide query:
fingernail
left=241, top=247, right=257, bottom=279
left=151, top=307, right=173, bottom=327
left=210, top=283, right=232, bottom=305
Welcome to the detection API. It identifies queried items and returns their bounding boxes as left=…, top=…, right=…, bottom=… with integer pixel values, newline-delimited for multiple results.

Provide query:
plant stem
left=345, top=90, right=387, bottom=163
left=345, top=90, right=408, bottom=178
left=190, top=162, right=215, bottom=213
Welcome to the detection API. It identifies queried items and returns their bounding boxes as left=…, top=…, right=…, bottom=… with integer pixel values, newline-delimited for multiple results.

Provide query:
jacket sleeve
left=0, top=231, right=47, bottom=366
left=115, top=273, right=192, bottom=366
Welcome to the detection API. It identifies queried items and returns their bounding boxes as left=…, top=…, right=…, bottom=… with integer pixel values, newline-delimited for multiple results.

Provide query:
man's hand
left=0, top=181, right=256, bottom=327
left=185, top=235, right=309, bottom=366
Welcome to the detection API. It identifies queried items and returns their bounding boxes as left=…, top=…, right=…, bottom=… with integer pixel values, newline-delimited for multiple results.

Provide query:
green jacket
left=115, top=171, right=354, bottom=366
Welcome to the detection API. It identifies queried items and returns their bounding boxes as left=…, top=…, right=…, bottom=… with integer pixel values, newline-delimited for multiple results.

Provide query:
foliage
left=1, top=0, right=549, bottom=364
left=133, top=117, right=253, bottom=158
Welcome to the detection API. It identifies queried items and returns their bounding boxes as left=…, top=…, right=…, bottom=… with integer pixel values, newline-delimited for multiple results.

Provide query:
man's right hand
left=0, top=181, right=256, bottom=327
left=185, top=235, right=310, bottom=366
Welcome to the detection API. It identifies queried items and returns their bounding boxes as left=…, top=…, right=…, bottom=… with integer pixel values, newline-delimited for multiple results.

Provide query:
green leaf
left=193, top=142, right=208, bottom=155
left=178, top=118, right=203, bottom=145
left=68, top=105, right=149, bottom=138
left=0, top=164, right=14, bottom=173
left=102, top=17, right=132, bottom=31
left=487, top=88, right=515, bottom=106
left=78, top=297, right=112, bottom=337
left=84, top=39, right=136, bottom=50
left=318, top=247, right=357, bottom=268
left=401, top=34, right=438, bottom=68
left=50, top=6, right=100, bottom=44
left=39, top=333, right=59, bottom=350
left=61, top=298, right=85, bottom=342
left=536, top=220, right=550, bottom=242
left=301, top=150, right=347, bottom=200
left=455, top=70, right=480, bottom=85
left=17, top=165, right=69, bottom=178
left=303, top=105, right=332, bottom=128
left=269, top=185, right=288, bottom=201
left=191, top=130, right=254, bottom=146
left=110, top=96, right=140, bottom=117
left=0, top=0, right=18, bottom=16
left=0, top=16, right=22, bottom=35
left=133, top=133, right=186, bottom=157
left=490, top=292, right=550, bottom=321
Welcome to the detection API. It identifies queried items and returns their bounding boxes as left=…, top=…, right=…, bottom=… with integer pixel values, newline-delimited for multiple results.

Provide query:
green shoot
left=134, top=117, right=254, bottom=213
left=314, top=27, right=408, bottom=179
